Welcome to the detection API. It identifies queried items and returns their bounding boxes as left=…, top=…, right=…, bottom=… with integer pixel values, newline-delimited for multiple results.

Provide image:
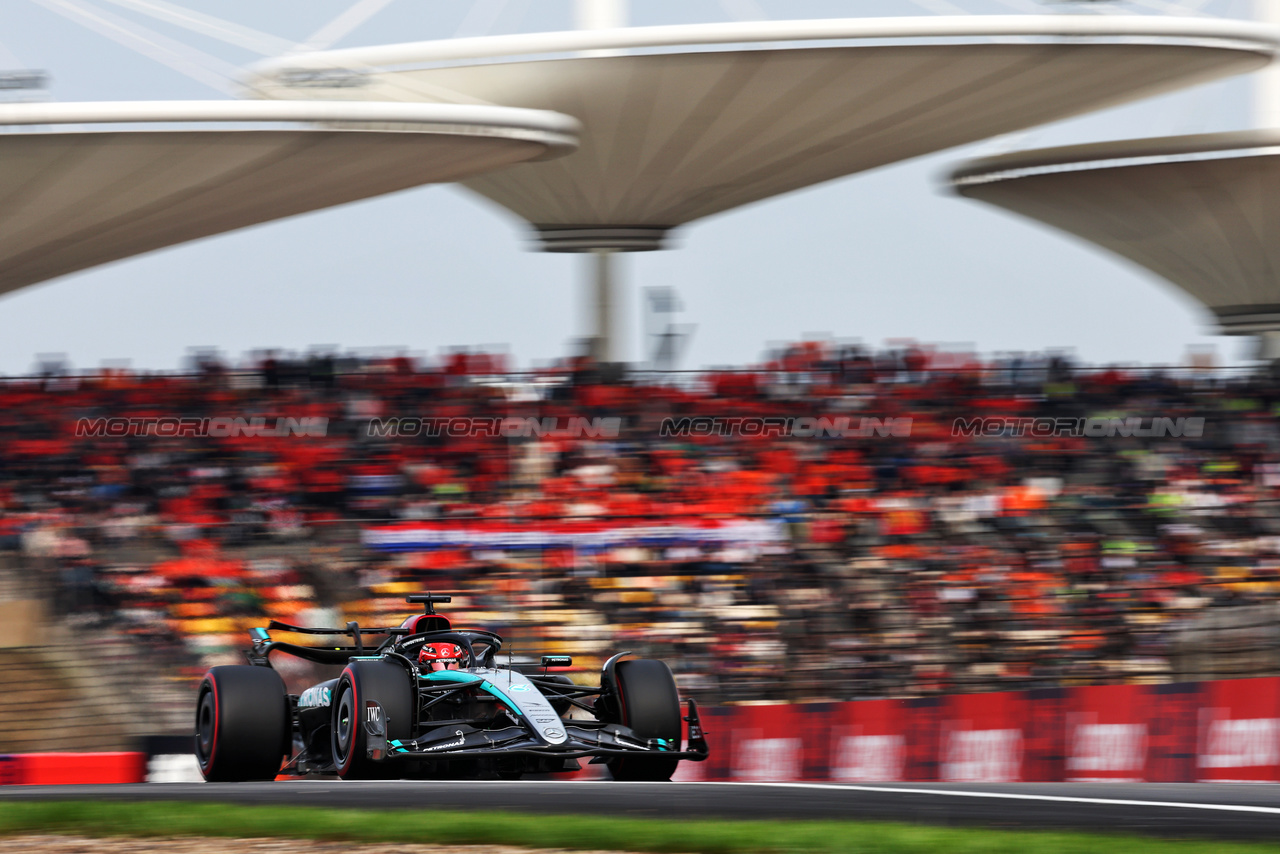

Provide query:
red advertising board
left=1021, top=688, right=1067, bottom=782
left=0, top=752, right=147, bottom=785
left=827, top=698, right=908, bottom=782
left=726, top=703, right=826, bottom=782
left=622, top=677, right=1280, bottom=784
left=937, top=691, right=1026, bottom=783
left=1062, top=684, right=1151, bottom=783
left=902, top=696, right=943, bottom=781
left=1197, top=677, right=1280, bottom=782
left=1147, top=683, right=1203, bottom=783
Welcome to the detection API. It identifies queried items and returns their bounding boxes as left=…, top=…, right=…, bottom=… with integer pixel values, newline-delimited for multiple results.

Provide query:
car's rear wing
left=264, top=620, right=407, bottom=637
left=245, top=620, right=503, bottom=669
left=244, top=594, right=498, bottom=668
left=245, top=620, right=410, bottom=666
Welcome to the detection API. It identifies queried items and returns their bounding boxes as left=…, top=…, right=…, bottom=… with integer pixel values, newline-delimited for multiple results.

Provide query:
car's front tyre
left=332, top=660, right=414, bottom=780
left=605, top=659, right=682, bottom=782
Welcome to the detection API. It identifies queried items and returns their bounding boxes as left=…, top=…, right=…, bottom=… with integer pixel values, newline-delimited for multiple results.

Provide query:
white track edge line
left=656, top=781, right=1280, bottom=815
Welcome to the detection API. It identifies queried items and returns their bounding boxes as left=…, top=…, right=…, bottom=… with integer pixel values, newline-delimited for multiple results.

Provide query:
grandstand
left=4, top=343, right=1280, bottom=747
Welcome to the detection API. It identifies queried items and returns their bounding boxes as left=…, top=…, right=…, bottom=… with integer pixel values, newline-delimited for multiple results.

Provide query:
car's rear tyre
left=195, top=665, right=289, bottom=782
left=332, top=660, right=413, bottom=780
left=606, top=659, right=681, bottom=782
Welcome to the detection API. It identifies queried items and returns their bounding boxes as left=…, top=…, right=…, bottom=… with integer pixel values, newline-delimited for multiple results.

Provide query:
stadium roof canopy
left=0, top=100, right=579, bottom=296
left=248, top=16, right=1280, bottom=252
left=952, top=131, right=1280, bottom=335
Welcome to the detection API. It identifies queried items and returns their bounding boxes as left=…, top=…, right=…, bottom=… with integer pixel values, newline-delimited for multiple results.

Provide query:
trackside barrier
left=17, top=679, right=1272, bottom=784
left=699, top=676, right=1280, bottom=783
left=0, top=752, right=147, bottom=785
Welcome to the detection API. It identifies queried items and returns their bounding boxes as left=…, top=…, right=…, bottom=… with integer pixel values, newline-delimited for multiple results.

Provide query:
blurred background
left=2, top=0, right=1280, bottom=785
left=3, top=345, right=1277, bottom=756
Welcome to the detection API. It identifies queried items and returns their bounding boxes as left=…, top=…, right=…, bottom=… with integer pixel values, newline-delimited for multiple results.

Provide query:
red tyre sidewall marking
left=338, top=667, right=357, bottom=775
left=616, top=667, right=629, bottom=726
left=204, top=675, right=220, bottom=773
left=614, top=667, right=629, bottom=775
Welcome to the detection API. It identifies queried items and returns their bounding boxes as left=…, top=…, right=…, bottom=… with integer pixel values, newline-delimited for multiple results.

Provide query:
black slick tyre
left=332, top=660, right=413, bottom=780
left=607, top=659, right=681, bottom=782
left=195, top=665, right=289, bottom=782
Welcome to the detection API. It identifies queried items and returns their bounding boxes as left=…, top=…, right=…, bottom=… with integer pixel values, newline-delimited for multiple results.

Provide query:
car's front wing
left=362, top=699, right=710, bottom=763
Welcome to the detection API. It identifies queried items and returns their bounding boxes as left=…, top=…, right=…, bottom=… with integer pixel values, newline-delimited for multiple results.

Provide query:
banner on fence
left=693, top=677, right=1280, bottom=784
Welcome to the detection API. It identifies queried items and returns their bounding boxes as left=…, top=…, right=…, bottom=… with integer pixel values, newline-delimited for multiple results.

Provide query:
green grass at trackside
left=0, top=801, right=1277, bottom=854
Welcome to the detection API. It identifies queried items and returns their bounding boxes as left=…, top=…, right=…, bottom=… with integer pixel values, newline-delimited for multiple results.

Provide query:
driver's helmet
left=419, top=642, right=465, bottom=671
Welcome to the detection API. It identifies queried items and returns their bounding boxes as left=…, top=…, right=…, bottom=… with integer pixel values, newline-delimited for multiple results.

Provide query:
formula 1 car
left=195, top=595, right=708, bottom=782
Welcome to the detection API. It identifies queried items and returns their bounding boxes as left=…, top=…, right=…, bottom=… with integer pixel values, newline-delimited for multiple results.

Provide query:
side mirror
left=541, top=655, right=572, bottom=668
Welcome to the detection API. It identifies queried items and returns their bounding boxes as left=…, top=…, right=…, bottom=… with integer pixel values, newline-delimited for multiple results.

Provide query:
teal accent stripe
left=417, top=670, right=521, bottom=715
left=420, top=671, right=482, bottom=685
left=480, top=681, right=522, bottom=715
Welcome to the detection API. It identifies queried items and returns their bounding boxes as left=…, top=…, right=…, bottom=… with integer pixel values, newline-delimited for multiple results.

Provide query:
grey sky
left=0, top=0, right=1264, bottom=372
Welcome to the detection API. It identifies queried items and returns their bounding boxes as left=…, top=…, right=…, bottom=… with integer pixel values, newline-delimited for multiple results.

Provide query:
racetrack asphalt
left=4, top=781, right=1280, bottom=841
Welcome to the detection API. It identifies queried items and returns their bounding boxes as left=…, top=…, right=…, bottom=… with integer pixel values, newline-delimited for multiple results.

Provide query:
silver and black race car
left=195, top=595, right=708, bottom=781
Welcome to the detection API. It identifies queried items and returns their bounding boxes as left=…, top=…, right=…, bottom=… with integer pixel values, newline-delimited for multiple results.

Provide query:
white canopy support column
left=1252, top=1, right=1280, bottom=356
left=1256, top=331, right=1280, bottom=361
left=575, top=0, right=626, bottom=31
left=1258, top=0, right=1280, bottom=129
left=577, top=0, right=627, bottom=363
left=589, top=250, right=617, bottom=364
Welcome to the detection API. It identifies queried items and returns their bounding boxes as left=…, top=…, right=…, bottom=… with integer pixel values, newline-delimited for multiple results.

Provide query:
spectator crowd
left=3, top=343, right=1280, bottom=705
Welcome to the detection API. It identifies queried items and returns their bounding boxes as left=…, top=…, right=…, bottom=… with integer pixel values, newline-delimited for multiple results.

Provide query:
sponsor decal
left=735, top=737, right=803, bottom=782
left=423, top=730, right=467, bottom=752
left=298, top=686, right=332, bottom=708
left=278, top=68, right=367, bottom=88
left=1067, top=723, right=1147, bottom=780
left=544, top=729, right=564, bottom=739
left=366, top=416, right=621, bottom=440
left=1200, top=717, right=1280, bottom=769
left=75, top=416, right=328, bottom=438
left=494, top=672, right=566, bottom=743
left=941, top=729, right=1022, bottom=783
left=951, top=416, right=1203, bottom=439
left=659, top=416, right=911, bottom=439
left=833, top=734, right=905, bottom=782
